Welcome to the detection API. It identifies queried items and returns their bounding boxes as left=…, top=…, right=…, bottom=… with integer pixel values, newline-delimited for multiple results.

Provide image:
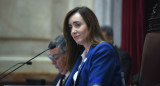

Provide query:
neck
left=83, top=42, right=91, bottom=55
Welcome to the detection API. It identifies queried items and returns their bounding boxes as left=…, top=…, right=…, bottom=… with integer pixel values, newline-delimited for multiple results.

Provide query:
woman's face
left=69, top=12, right=89, bottom=45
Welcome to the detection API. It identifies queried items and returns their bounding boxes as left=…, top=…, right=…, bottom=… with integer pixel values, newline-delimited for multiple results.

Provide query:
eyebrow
left=68, top=21, right=81, bottom=26
left=73, top=21, right=81, bottom=24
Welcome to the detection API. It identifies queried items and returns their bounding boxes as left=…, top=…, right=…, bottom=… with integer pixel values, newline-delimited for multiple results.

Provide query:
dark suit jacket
left=65, top=42, right=122, bottom=86
left=115, top=46, right=131, bottom=83
left=53, top=73, right=61, bottom=86
left=52, top=73, right=69, bottom=86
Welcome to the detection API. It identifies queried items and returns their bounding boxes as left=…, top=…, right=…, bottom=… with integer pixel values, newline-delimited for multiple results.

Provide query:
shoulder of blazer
left=86, top=42, right=113, bottom=58
left=91, top=42, right=114, bottom=51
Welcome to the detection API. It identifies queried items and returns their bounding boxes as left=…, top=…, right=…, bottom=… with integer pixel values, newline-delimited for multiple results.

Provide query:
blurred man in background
left=101, top=26, right=131, bottom=84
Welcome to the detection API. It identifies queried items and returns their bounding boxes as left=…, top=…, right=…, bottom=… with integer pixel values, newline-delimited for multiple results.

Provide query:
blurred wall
left=94, top=0, right=122, bottom=47
left=0, top=0, right=93, bottom=84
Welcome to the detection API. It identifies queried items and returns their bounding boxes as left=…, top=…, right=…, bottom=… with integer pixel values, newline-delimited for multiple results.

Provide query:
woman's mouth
left=74, top=35, right=79, bottom=39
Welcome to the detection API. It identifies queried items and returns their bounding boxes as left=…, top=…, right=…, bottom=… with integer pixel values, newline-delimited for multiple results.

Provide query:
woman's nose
left=71, top=27, right=77, bottom=34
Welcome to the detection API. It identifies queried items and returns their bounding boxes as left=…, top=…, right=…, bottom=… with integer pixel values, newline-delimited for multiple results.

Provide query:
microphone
left=26, top=61, right=32, bottom=65
left=0, top=62, right=32, bottom=77
left=48, top=44, right=56, bottom=49
left=0, top=48, right=49, bottom=81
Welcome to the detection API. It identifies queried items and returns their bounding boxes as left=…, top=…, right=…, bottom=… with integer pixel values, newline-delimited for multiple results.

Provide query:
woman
left=63, top=6, right=122, bottom=86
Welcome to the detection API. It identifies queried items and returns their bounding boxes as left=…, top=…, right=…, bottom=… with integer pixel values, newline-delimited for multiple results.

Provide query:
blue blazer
left=65, top=42, right=122, bottom=86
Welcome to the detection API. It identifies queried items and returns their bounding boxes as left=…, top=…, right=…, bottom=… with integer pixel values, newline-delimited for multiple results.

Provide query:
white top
left=73, top=50, right=86, bottom=86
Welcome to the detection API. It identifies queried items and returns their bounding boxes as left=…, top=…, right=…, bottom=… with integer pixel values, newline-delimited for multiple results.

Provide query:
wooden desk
left=0, top=72, right=58, bottom=85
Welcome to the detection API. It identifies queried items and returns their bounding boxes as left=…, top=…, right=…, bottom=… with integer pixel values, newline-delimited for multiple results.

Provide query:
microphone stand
left=0, top=48, right=49, bottom=81
left=0, top=62, right=32, bottom=77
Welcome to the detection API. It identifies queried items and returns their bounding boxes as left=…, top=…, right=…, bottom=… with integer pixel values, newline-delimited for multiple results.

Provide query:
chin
left=75, top=40, right=82, bottom=44
left=76, top=41, right=82, bottom=45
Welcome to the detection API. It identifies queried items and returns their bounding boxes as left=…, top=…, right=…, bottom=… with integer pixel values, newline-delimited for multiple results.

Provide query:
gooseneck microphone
left=0, top=48, right=50, bottom=81
left=48, top=43, right=56, bottom=49
left=0, top=62, right=32, bottom=77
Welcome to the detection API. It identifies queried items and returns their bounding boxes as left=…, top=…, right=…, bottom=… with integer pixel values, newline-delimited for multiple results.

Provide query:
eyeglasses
left=48, top=54, right=63, bottom=61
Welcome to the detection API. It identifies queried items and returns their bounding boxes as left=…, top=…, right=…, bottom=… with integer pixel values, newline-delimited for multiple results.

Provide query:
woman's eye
left=68, top=25, right=72, bottom=30
left=75, top=23, right=81, bottom=27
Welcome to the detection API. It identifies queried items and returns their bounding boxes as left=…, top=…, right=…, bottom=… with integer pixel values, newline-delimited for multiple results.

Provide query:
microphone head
left=26, top=62, right=32, bottom=65
left=48, top=40, right=56, bottom=49
left=48, top=35, right=65, bottom=50
left=48, top=44, right=56, bottom=49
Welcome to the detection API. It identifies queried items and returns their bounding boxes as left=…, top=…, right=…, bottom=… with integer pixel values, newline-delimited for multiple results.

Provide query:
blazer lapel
left=65, top=56, right=82, bottom=86
left=77, top=57, right=87, bottom=75
left=76, top=46, right=93, bottom=81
